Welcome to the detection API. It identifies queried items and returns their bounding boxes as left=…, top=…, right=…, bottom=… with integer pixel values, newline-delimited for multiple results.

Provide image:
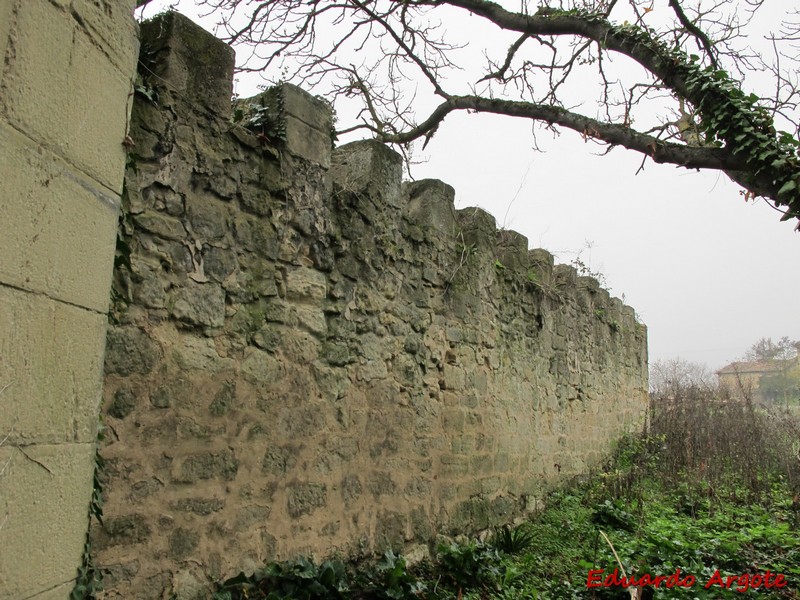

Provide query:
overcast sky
left=138, top=1, right=800, bottom=372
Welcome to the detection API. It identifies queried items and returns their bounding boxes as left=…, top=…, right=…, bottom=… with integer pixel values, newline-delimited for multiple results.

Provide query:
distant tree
left=759, top=368, right=800, bottom=404
left=744, top=336, right=800, bottom=362
left=650, top=357, right=715, bottom=397
left=145, top=0, right=800, bottom=226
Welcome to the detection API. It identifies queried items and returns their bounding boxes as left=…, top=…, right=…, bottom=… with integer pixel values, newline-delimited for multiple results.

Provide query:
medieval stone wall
left=93, top=13, right=648, bottom=598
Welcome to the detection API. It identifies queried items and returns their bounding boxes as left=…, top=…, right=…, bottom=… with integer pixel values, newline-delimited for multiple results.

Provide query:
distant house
left=716, top=357, right=800, bottom=403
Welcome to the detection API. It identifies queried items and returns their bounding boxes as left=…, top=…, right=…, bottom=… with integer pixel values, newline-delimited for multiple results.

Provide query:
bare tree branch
left=190, top=0, right=800, bottom=227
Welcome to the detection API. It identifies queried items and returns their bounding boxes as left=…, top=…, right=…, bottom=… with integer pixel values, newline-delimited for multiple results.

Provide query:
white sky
left=138, top=1, right=800, bottom=371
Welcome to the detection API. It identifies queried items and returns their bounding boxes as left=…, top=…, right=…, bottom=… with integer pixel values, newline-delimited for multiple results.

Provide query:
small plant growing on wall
left=233, top=87, right=288, bottom=146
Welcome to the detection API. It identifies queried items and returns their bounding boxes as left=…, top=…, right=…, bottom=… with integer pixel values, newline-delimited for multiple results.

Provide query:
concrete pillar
left=0, top=0, right=139, bottom=597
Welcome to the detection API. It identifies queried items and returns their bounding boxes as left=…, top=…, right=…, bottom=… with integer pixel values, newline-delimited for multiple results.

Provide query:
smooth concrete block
left=0, top=0, right=133, bottom=192
left=25, top=581, right=76, bottom=600
left=72, top=0, right=139, bottom=73
left=0, top=1, right=16, bottom=81
left=0, top=123, right=119, bottom=312
left=0, top=443, right=94, bottom=600
left=0, top=285, right=107, bottom=445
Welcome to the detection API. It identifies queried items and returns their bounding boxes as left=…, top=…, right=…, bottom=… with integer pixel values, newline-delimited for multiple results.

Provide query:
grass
left=208, top=388, right=800, bottom=599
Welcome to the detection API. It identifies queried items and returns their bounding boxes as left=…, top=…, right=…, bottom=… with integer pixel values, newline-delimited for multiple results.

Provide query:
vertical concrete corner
left=0, top=0, right=140, bottom=598
left=140, top=11, right=235, bottom=117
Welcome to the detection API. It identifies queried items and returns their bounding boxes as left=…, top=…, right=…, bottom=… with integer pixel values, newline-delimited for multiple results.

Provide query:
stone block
left=241, top=347, right=281, bottom=383
left=438, top=455, right=468, bottom=478
left=173, top=449, right=239, bottom=483
left=456, top=207, right=497, bottom=251
left=173, top=336, right=236, bottom=373
left=496, top=229, right=529, bottom=271
left=172, top=497, right=225, bottom=515
left=376, top=511, right=407, bottom=551
left=528, top=248, right=554, bottom=272
left=404, top=179, right=457, bottom=234
left=286, top=267, right=328, bottom=301
left=441, top=408, right=465, bottom=431
left=0, top=443, right=94, bottom=599
left=239, top=84, right=334, bottom=167
left=0, top=0, right=135, bottom=191
left=293, top=304, right=328, bottom=336
left=104, top=326, right=161, bottom=377
left=442, top=364, right=466, bottom=391
left=284, top=114, right=333, bottom=167
left=140, top=12, right=235, bottom=117
left=262, top=445, right=299, bottom=475
left=341, top=475, right=363, bottom=506
left=0, top=285, right=106, bottom=444
left=331, top=140, right=403, bottom=209
left=286, top=482, right=327, bottom=518
left=92, top=513, right=152, bottom=550
left=134, top=210, right=187, bottom=240
left=170, top=282, right=226, bottom=327
left=366, top=471, right=397, bottom=498
left=169, top=527, right=200, bottom=560
left=554, top=264, right=579, bottom=288
left=281, top=84, right=333, bottom=133
left=0, top=123, right=119, bottom=312
left=470, top=454, right=494, bottom=476
left=578, top=275, right=600, bottom=294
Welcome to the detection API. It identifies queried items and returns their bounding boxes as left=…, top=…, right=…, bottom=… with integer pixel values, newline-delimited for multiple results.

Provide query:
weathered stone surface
left=241, top=347, right=281, bottom=383
left=331, top=140, right=403, bottom=210
left=286, top=267, right=328, bottom=300
left=173, top=336, right=236, bottom=373
left=140, top=12, right=234, bottom=117
left=134, top=210, right=186, bottom=240
left=96, top=15, right=648, bottom=597
left=209, top=381, right=236, bottom=416
left=0, top=443, right=96, bottom=598
left=287, top=482, right=328, bottom=518
left=172, top=498, right=225, bottom=515
left=405, top=179, right=457, bottom=235
left=174, top=450, right=239, bottom=483
left=262, top=445, right=299, bottom=475
left=93, top=514, right=152, bottom=550
left=105, top=327, right=160, bottom=376
left=169, top=527, right=200, bottom=560
left=109, top=387, right=137, bottom=419
left=170, top=282, right=225, bottom=327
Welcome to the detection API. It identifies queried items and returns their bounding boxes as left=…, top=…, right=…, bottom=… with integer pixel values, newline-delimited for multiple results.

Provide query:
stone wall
left=93, top=13, right=648, bottom=598
left=0, top=1, right=138, bottom=598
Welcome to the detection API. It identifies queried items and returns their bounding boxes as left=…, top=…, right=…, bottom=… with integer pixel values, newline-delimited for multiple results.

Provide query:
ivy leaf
left=777, top=179, right=797, bottom=197
left=778, top=179, right=797, bottom=196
